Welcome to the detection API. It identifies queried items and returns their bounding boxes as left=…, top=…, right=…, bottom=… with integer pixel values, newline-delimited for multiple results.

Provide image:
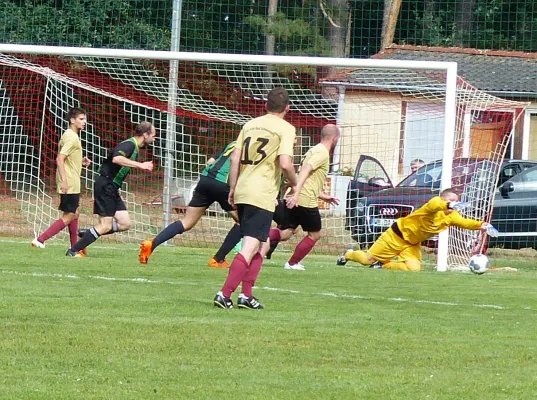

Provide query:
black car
left=489, top=165, right=537, bottom=249
left=345, top=156, right=537, bottom=247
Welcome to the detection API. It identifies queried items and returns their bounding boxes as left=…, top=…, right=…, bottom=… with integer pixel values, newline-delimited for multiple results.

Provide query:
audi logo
left=379, top=207, right=398, bottom=216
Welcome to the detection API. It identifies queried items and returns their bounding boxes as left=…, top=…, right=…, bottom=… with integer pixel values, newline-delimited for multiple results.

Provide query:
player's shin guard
left=37, top=219, right=66, bottom=243
left=72, top=227, right=100, bottom=252
left=241, top=252, right=263, bottom=297
left=214, top=223, right=241, bottom=262
left=345, top=250, right=373, bottom=266
left=152, top=221, right=185, bottom=250
left=67, top=219, right=78, bottom=248
left=288, top=236, right=316, bottom=266
left=221, top=253, right=249, bottom=298
left=266, top=228, right=281, bottom=259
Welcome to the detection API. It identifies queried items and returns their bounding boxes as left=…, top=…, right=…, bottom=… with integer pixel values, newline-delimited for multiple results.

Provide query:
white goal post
left=0, top=43, right=527, bottom=271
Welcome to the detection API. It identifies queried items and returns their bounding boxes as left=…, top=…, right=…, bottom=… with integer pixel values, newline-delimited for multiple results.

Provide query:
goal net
left=0, top=47, right=528, bottom=270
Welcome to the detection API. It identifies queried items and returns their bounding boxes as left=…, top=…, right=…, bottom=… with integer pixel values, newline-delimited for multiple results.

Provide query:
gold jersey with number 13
left=233, top=114, right=296, bottom=212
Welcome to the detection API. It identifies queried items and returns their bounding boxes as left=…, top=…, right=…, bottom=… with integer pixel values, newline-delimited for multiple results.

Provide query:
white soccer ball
left=468, top=254, right=489, bottom=275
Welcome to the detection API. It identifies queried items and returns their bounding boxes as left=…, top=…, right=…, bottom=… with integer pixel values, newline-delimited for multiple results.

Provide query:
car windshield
left=398, top=163, right=443, bottom=188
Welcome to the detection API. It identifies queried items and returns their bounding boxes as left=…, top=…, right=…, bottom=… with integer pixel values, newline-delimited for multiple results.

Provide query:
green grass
left=2, top=239, right=537, bottom=399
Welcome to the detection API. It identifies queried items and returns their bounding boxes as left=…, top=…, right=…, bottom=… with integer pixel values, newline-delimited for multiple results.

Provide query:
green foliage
left=0, top=0, right=171, bottom=49
left=245, top=11, right=331, bottom=56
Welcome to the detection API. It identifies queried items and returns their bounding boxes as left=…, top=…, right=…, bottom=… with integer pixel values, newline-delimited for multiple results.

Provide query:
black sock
left=265, top=240, right=280, bottom=260
left=152, top=221, right=184, bottom=250
left=72, top=227, right=100, bottom=252
left=102, top=220, right=119, bottom=236
left=214, top=224, right=242, bottom=262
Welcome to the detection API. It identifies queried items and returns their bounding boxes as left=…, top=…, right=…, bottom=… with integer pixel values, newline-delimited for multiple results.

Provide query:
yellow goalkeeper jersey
left=396, top=196, right=483, bottom=245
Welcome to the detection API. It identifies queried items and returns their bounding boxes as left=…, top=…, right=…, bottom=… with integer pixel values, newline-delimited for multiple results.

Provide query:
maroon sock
left=241, top=252, right=264, bottom=297
left=37, top=219, right=66, bottom=243
left=222, top=253, right=249, bottom=298
left=68, top=219, right=79, bottom=248
left=289, top=236, right=317, bottom=265
left=269, top=228, right=281, bottom=242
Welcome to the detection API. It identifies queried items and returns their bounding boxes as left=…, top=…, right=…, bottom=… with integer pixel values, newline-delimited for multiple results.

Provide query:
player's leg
left=285, top=206, right=321, bottom=270
left=215, top=205, right=271, bottom=310
left=67, top=178, right=116, bottom=256
left=66, top=207, right=81, bottom=249
left=210, top=210, right=241, bottom=268
left=208, top=188, right=242, bottom=268
left=267, top=200, right=298, bottom=259
left=139, top=206, right=206, bottom=264
left=140, top=178, right=214, bottom=264
left=32, top=194, right=79, bottom=248
left=338, top=229, right=400, bottom=267
left=383, top=244, right=422, bottom=271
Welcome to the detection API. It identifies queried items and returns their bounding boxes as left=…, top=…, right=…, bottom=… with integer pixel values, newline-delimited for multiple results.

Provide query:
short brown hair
left=134, top=121, right=154, bottom=137
left=67, top=107, right=85, bottom=122
left=440, top=187, right=461, bottom=197
left=266, top=87, right=289, bottom=113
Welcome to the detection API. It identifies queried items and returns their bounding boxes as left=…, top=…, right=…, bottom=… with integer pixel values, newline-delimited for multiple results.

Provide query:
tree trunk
left=325, top=0, right=349, bottom=58
left=266, top=0, right=278, bottom=55
left=381, top=0, right=403, bottom=50
left=453, top=0, right=476, bottom=47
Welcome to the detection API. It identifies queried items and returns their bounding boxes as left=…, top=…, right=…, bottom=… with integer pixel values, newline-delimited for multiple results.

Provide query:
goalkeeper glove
left=482, top=223, right=499, bottom=238
left=447, top=201, right=469, bottom=211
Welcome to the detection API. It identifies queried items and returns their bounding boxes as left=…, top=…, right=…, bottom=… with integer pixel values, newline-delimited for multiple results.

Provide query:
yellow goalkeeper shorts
left=369, top=228, right=422, bottom=264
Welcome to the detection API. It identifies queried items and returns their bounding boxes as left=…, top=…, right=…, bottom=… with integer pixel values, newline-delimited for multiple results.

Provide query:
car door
left=490, top=167, right=537, bottom=249
left=345, top=155, right=393, bottom=232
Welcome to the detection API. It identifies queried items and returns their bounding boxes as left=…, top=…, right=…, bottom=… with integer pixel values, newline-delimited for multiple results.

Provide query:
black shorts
left=279, top=205, right=322, bottom=233
left=237, top=204, right=273, bottom=242
left=59, top=194, right=80, bottom=213
left=188, top=176, right=233, bottom=212
left=93, top=175, right=126, bottom=217
left=272, top=199, right=286, bottom=226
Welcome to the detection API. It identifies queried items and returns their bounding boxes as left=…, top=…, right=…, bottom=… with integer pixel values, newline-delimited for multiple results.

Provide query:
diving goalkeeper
left=336, top=188, right=499, bottom=271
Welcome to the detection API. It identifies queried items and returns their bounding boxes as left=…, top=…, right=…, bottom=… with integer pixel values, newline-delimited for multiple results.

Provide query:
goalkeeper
left=336, top=188, right=499, bottom=271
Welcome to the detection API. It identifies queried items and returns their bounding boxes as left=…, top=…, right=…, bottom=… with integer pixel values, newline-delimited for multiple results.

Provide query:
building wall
left=527, top=102, right=537, bottom=160
left=338, top=91, right=402, bottom=182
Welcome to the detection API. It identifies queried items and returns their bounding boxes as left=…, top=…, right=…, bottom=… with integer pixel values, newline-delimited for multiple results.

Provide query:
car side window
left=521, top=168, right=537, bottom=182
left=357, top=159, right=390, bottom=185
left=499, top=165, right=519, bottom=185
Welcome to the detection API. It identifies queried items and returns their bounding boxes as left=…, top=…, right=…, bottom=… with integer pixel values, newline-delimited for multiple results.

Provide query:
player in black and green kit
left=139, top=141, right=240, bottom=265
left=66, top=122, right=156, bottom=257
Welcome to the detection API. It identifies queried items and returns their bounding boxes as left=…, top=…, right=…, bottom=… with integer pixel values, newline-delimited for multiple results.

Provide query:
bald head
left=321, top=124, right=340, bottom=151
left=321, top=124, right=340, bottom=139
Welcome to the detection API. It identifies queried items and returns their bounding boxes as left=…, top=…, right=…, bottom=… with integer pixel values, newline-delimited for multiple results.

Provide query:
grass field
left=2, top=239, right=537, bottom=399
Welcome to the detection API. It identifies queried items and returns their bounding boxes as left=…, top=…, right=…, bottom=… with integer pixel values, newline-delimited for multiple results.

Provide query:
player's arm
left=285, top=163, right=312, bottom=208
left=112, top=141, right=152, bottom=171
left=279, top=154, right=297, bottom=188
left=450, top=213, right=489, bottom=231
left=56, top=153, right=69, bottom=193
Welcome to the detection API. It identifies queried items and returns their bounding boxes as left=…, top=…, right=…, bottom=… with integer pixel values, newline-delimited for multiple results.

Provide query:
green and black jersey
left=201, top=141, right=236, bottom=184
left=99, top=137, right=139, bottom=187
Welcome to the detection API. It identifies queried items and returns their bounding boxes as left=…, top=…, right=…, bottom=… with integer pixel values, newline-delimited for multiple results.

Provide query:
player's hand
left=61, top=181, right=69, bottom=194
left=321, top=194, right=340, bottom=206
left=139, top=161, right=154, bottom=171
left=481, top=222, right=499, bottom=237
left=285, top=193, right=298, bottom=209
left=448, top=201, right=469, bottom=211
left=228, top=188, right=236, bottom=209
left=82, top=157, right=92, bottom=168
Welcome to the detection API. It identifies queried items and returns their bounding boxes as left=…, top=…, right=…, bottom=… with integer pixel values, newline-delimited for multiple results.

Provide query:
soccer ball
left=468, top=254, right=489, bottom=275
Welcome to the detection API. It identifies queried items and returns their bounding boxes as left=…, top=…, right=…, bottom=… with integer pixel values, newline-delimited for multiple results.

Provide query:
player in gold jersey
left=214, top=87, right=298, bottom=310
left=32, top=108, right=91, bottom=251
left=337, top=188, right=499, bottom=271
left=268, top=124, right=340, bottom=270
